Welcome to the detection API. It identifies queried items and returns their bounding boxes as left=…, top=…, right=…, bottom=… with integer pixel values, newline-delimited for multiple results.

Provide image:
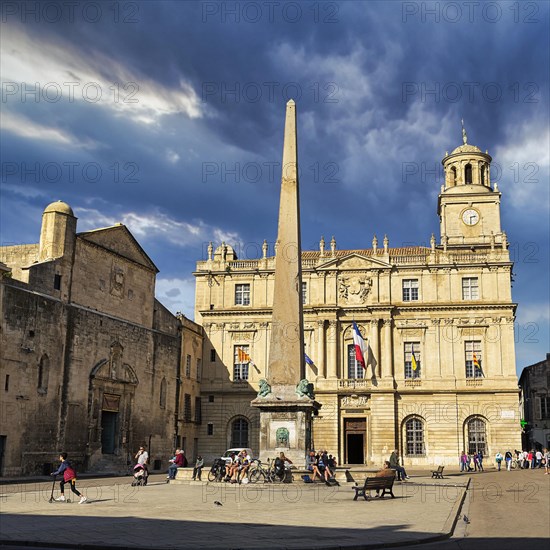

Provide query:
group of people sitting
left=306, top=450, right=337, bottom=483
left=224, top=449, right=253, bottom=483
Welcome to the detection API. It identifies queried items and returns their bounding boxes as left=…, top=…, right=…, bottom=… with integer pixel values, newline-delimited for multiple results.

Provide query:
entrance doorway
left=345, top=418, right=365, bottom=464
left=101, top=411, right=118, bottom=454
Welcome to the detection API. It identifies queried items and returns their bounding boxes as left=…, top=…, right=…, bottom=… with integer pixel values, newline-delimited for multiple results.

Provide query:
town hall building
left=193, top=129, right=522, bottom=466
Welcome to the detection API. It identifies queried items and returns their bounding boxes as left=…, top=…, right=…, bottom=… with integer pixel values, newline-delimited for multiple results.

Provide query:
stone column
left=317, top=320, right=325, bottom=378
left=327, top=320, right=338, bottom=378
left=370, top=319, right=380, bottom=378
left=382, top=318, right=393, bottom=379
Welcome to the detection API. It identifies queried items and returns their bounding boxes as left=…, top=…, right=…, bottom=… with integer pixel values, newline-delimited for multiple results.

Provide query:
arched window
left=405, top=417, right=424, bottom=456
left=450, top=166, right=457, bottom=186
left=466, top=417, right=487, bottom=455
left=465, top=164, right=473, bottom=184
left=38, top=354, right=49, bottom=394
left=480, top=165, right=486, bottom=186
left=159, top=377, right=167, bottom=409
left=230, top=418, right=249, bottom=448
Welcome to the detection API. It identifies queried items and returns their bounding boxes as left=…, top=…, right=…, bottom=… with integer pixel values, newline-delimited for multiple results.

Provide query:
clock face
left=462, top=209, right=480, bottom=226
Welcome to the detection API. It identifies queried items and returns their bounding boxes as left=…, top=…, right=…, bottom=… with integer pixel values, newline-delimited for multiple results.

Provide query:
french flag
left=352, top=321, right=367, bottom=369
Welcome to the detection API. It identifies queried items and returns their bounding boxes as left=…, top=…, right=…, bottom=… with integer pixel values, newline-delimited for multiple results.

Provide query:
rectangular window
left=195, top=397, right=202, bottom=424
left=185, top=355, right=191, bottom=378
left=235, top=284, right=250, bottom=306
left=54, top=274, right=61, bottom=290
left=210, top=349, right=216, bottom=362
left=402, top=279, right=419, bottom=301
left=462, top=277, right=479, bottom=300
left=207, top=423, right=214, bottom=435
left=465, top=341, right=483, bottom=378
left=4, top=374, right=9, bottom=391
left=302, top=282, right=307, bottom=305
left=233, top=345, right=250, bottom=381
left=208, top=395, right=215, bottom=403
left=184, top=393, right=191, bottom=422
left=404, top=342, right=421, bottom=379
left=347, top=344, right=365, bottom=379
left=196, top=358, right=202, bottom=381
left=541, top=396, right=550, bottom=419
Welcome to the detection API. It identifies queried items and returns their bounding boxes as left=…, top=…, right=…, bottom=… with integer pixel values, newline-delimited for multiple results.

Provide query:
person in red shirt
left=167, top=449, right=185, bottom=481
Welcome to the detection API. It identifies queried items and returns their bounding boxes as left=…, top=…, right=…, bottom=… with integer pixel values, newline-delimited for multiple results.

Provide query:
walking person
left=50, top=453, right=87, bottom=504
left=544, top=448, right=549, bottom=475
left=505, top=450, right=513, bottom=471
left=460, top=450, right=468, bottom=472
left=477, top=451, right=484, bottom=472
left=495, top=451, right=503, bottom=471
left=535, top=449, right=543, bottom=468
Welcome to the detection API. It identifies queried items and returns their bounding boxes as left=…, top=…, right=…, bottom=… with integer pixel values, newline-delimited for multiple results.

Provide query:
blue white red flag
left=352, top=321, right=367, bottom=369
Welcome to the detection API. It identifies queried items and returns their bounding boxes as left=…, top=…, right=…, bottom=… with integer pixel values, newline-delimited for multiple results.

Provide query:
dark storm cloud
left=1, top=1, right=548, bottom=366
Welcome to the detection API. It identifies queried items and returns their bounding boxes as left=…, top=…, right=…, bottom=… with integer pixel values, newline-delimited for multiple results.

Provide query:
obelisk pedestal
left=251, top=100, right=320, bottom=467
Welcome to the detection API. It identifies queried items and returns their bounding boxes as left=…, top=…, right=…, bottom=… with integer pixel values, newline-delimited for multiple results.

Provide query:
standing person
left=192, top=455, right=204, bottom=481
left=50, top=453, right=87, bottom=504
left=389, top=450, right=409, bottom=481
left=495, top=451, right=503, bottom=471
left=505, top=450, right=513, bottom=471
left=527, top=449, right=534, bottom=469
left=535, top=449, right=543, bottom=468
left=544, top=448, right=550, bottom=475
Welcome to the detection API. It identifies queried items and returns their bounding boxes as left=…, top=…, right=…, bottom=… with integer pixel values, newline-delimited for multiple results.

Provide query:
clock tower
left=438, top=122, right=504, bottom=248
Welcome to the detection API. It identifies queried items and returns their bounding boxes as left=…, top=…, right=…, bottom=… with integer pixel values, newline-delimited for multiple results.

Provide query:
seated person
left=389, top=450, right=410, bottom=481
left=229, top=452, right=243, bottom=483
left=320, top=450, right=333, bottom=481
left=237, top=450, right=252, bottom=482
left=274, top=452, right=292, bottom=480
left=167, top=449, right=184, bottom=480
left=225, top=452, right=237, bottom=481
left=374, top=460, right=396, bottom=496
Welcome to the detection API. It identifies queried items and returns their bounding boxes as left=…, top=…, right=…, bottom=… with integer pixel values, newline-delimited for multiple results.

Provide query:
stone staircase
left=87, top=454, right=128, bottom=476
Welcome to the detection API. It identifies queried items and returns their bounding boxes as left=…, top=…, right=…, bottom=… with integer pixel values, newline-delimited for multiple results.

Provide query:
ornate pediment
left=317, top=253, right=390, bottom=271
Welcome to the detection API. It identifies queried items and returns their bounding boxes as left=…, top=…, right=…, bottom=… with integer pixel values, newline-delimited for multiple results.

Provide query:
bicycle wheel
left=249, top=468, right=265, bottom=484
left=207, top=468, right=218, bottom=482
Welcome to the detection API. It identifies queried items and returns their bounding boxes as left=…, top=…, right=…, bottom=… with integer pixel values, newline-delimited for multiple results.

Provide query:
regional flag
left=237, top=347, right=252, bottom=365
left=411, top=345, right=418, bottom=371
left=304, top=353, right=315, bottom=366
left=352, top=321, right=367, bottom=369
left=473, top=353, right=481, bottom=370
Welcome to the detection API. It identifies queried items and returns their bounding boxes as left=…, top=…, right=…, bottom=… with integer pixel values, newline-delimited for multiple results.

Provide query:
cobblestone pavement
left=0, top=468, right=547, bottom=549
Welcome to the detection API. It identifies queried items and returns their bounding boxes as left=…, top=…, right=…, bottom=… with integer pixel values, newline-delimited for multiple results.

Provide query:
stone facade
left=519, top=354, right=550, bottom=450
left=0, top=202, right=183, bottom=476
left=193, top=135, right=522, bottom=467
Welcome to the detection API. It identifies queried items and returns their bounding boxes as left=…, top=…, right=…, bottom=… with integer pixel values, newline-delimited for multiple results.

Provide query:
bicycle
left=207, top=458, right=226, bottom=482
left=249, top=459, right=285, bottom=484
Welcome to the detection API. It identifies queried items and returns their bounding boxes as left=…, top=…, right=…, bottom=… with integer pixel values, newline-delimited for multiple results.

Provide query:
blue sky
left=1, top=1, right=548, bottom=373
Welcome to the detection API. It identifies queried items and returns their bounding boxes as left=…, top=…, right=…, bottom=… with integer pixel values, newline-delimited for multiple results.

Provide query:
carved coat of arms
left=339, top=277, right=372, bottom=304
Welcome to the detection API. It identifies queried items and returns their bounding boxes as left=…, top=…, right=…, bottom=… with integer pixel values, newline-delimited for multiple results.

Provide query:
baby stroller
left=131, top=464, right=148, bottom=486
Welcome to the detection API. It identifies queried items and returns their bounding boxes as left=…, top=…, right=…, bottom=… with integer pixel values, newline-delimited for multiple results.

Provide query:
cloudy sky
left=1, top=1, right=548, bottom=373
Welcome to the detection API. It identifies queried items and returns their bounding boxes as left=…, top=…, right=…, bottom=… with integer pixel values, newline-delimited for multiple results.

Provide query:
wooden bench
left=353, top=476, right=395, bottom=501
left=431, top=466, right=444, bottom=479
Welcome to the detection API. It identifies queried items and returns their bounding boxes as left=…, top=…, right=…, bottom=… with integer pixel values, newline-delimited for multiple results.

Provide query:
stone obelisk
left=251, top=100, right=319, bottom=466
left=267, top=99, right=304, bottom=387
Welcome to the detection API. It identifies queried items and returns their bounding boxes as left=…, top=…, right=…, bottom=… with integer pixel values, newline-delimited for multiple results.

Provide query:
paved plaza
left=0, top=469, right=548, bottom=549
